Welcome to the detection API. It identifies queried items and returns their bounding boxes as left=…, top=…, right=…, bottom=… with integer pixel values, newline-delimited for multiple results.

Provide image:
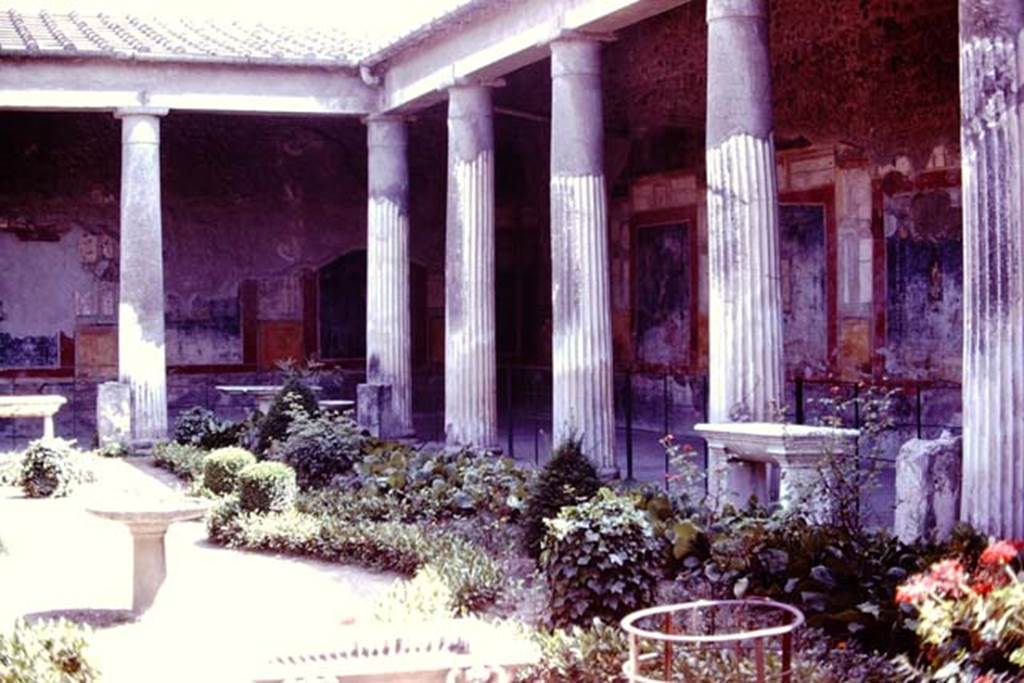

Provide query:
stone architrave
left=115, top=108, right=169, bottom=445
left=362, top=115, right=413, bottom=438
left=894, top=433, right=962, bottom=544
left=549, top=36, right=616, bottom=477
left=959, top=0, right=1024, bottom=537
left=705, top=0, right=785, bottom=495
left=97, top=381, right=131, bottom=446
left=444, top=84, right=497, bottom=450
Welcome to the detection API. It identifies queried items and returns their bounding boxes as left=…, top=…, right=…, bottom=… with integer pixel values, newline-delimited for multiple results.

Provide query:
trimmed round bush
left=521, top=436, right=601, bottom=559
left=20, top=439, right=76, bottom=498
left=238, top=461, right=297, bottom=513
left=202, top=447, right=257, bottom=495
left=256, top=378, right=320, bottom=455
left=541, top=488, right=662, bottom=628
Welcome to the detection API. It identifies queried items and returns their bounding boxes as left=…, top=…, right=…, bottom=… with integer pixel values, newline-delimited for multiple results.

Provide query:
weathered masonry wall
left=0, top=111, right=448, bottom=374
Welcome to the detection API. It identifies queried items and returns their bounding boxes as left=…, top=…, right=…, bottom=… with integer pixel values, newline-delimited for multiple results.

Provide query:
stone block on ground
left=97, top=381, right=131, bottom=446
left=357, top=383, right=395, bottom=439
left=894, top=431, right=962, bottom=544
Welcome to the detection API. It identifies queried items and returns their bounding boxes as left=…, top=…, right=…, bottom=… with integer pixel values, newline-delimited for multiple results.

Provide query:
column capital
left=707, top=0, right=767, bottom=22
left=365, top=115, right=409, bottom=149
left=547, top=28, right=616, bottom=46
left=551, top=37, right=605, bottom=77
left=447, top=83, right=496, bottom=121
left=114, top=106, right=169, bottom=119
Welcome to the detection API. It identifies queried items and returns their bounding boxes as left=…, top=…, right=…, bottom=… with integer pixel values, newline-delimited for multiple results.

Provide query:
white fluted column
left=116, top=108, right=169, bottom=444
left=706, top=0, right=784, bottom=424
left=960, top=1, right=1024, bottom=537
left=445, top=85, right=497, bottom=449
left=549, top=36, right=616, bottom=476
left=364, top=115, right=413, bottom=437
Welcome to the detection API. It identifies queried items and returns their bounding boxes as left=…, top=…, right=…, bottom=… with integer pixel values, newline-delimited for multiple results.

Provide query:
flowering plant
left=895, top=539, right=1024, bottom=679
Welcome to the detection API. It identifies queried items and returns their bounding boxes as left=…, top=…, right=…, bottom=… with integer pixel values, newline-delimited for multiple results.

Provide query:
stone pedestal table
left=87, top=498, right=209, bottom=614
left=0, top=395, right=67, bottom=439
left=695, top=422, right=860, bottom=522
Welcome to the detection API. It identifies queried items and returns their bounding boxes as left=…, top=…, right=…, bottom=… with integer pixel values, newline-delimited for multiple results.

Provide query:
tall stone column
left=116, top=108, right=169, bottom=444
left=959, top=1, right=1024, bottom=537
left=549, top=36, right=616, bottom=475
left=445, top=84, right=497, bottom=449
left=706, top=0, right=784, bottom=424
left=362, top=115, right=413, bottom=437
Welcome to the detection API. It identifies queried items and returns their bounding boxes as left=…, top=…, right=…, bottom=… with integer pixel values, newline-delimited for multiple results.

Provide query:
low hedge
left=206, top=501, right=503, bottom=614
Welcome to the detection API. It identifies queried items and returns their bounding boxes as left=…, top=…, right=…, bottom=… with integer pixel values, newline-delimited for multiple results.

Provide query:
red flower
left=980, top=540, right=1020, bottom=566
left=972, top=580, right=993, bottom=596
left=977, top=675, right=993, bottom=683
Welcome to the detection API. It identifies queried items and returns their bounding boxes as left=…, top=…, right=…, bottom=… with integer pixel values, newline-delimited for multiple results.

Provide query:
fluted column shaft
left=116, top=108, right=168, bottom=443
left=445, top=85, right=497, bottom=449
left=706, top=0, right=784, bottom=423
left=366, top=116, right=413, bottom=436
left=550, top=37, right=616, bottom=475
left=960, top=1, right=1024, bottom=537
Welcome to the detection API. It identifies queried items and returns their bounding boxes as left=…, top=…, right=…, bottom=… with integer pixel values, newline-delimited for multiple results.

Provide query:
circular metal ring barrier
left=620, top=598, right=805, bottom=682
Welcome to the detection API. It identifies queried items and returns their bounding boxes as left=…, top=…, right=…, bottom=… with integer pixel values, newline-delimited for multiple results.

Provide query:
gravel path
left=0, top=455, right=397, bottom=682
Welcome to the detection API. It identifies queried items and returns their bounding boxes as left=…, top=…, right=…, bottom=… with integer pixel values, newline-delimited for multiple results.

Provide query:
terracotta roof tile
left=0, top=9, right=375, bottom=66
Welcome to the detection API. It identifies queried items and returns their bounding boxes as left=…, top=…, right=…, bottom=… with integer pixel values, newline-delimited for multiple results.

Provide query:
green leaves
left=540, top=488, right=662, bottom=628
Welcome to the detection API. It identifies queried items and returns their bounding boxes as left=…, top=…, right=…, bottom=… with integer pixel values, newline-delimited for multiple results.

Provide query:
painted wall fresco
left=0, top=332, right=57, bottom=368
left=634, top=221, right=691, bottom=368
left=780, top=204, right=828, bottom=375
left=884, top=188, right=963, bottom=382
left=319, top=251, right=367, bottom=360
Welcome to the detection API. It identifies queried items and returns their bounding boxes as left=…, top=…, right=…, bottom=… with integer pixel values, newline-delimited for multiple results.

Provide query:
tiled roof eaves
left=360, top=0, right=502, bottom=67
left=0, top=46, right=360, bottom=70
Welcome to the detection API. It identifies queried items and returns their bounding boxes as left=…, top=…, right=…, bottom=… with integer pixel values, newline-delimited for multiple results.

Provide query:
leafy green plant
left=202, top=447, right=257, bottom=495
left=238, top=461, right=297, bottom=513
left=152, top=442, right=207, bottom=481
left=19, top=439, right=85, bottom=498
left=0, top=618, right=98, bottom=683
left=255, top=378, right=319, bottom=454
left=522, top=437, right=601, bottom=559
left=173, top=406, right=242, bottom=450
left=351, top=444, right=530, bottom=522
left=374, top=566, right=455, bottom=623
left=270, top=404, right=364, bottom=490
left=209, top=507, right=504, bottom=615
left=517, top=620, right=632, bottom=683
left=893, top=539, right=1024, bottom=680
left=541, top=488, right=662, bottom=628
left=92, top=442, right=131, bottom=458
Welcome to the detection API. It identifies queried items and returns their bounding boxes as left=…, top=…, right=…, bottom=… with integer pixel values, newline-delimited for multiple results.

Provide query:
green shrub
left=271, top=408, right=363, bottom=490
left=209, top=509, right=503, bottom=615
left=206, top=495, right=244, bottom=545
left=374, top=566, right=455, bottom=623
left=541, top=488, right=662, bottom=628
left=522, top=437, right=601, bottom=559
left=255, top=379, right=319, bottom=454
left=674, top=512, right=988, bottom=655
left=354, top=445, right=531, bottom=522
left=0, top=618, right=98, bottom=682
left=238, top=461, right=297, bottom=513
left=518, top=620, right=632, bottom=683
left=92, top=442, right=131, bottom=458
left=202, top=447, right=257, bottom=495
left=173, top=406, right=243, bottom=450
left=152, top=442, right=207, bottom=481
left=19, top=439, right=80, bottom=498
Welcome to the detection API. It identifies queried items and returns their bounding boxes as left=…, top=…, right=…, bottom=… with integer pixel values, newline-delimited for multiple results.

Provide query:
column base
left=357, top=383, right=413, bottom=439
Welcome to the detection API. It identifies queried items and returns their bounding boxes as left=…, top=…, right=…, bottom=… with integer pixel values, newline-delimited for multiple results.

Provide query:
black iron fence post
left=625, top=371, right=634, bottom=481
left=915, top=385, right=923, bottom=439
left=505, top=367, right=514, bottom=457
left=795, top=377, right=805, bottom=425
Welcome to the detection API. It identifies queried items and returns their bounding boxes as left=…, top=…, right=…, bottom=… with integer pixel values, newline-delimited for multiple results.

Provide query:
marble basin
left=87, top=497, right=210, bottom=613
